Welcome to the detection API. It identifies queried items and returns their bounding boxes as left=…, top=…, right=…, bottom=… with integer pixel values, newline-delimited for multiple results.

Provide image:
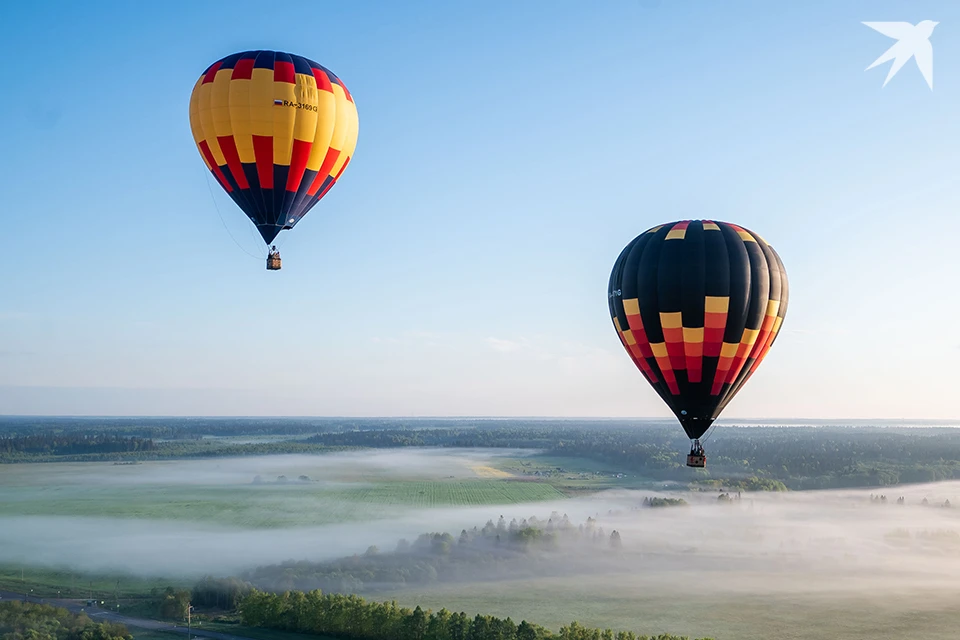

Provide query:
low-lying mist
left=4, top=479, right=960, bottom=600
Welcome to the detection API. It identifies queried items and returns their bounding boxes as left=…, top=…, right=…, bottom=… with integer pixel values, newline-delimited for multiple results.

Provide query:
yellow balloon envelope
left=189, top=50, right=359, bottom=245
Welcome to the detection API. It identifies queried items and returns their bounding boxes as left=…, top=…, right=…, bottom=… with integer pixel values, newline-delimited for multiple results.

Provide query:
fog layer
left=3, top=450, right=960, bottom=608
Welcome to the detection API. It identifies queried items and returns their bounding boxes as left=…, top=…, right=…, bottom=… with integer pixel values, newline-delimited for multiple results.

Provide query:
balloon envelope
left=608, top=220, right=789, bottom=439
left=188, top=50, right=359, bottom=245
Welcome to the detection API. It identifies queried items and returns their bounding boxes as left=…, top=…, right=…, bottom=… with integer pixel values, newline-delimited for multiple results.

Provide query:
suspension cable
left=204, top=173, right=264, bottom=261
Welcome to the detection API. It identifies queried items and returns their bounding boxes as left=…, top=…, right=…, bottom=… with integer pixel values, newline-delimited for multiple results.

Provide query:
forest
left=3, top=417, right=960, bottom=490
left=239, top=513, right=628, bottom=593
left=0, top=433, right=155, bottom=458
left=0, top=601, right=131, bottom=640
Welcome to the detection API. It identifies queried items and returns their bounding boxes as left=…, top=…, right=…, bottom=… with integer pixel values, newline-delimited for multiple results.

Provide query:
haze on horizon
left=1, top=1, right=958, bottom=421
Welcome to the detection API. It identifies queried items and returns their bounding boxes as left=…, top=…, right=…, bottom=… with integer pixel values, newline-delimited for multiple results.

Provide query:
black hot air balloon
left=607, top=220, right=789, bottom=468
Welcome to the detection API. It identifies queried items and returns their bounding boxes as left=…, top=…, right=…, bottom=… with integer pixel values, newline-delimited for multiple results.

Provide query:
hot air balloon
left=188, top=50, right=359, bottom=270
left=607, top=220, right=789, bottom=468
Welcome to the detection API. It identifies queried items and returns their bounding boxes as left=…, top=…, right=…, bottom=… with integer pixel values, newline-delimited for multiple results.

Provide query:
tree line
left=302, top=424, right=960, bottom=488
left=237, top=588, right=713, bottom=640
left=0, top=438, right=348, bottom=463
left=0, top=433, right=155, bottom=459
left=6, top=417, right=960, bottom=490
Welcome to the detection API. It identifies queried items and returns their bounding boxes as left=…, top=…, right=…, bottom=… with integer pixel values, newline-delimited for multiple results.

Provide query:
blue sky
left=1, top=0, right=958, bottom=419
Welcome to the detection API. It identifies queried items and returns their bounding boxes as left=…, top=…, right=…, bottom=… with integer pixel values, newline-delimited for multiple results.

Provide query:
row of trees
left=0, top=601, right=131, bottom=640
left=237, top=588, right=713, bottom=640
left=0, top=438, right=347, bottom=463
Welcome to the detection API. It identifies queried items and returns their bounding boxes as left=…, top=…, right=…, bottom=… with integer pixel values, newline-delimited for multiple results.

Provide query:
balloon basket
left=686, top=454, right=706, bottom=468
left=266, top=255, right=282, bottom=270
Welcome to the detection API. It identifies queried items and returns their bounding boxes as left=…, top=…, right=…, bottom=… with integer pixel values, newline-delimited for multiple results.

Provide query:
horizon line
left=1, top=415, right=958, bottom=423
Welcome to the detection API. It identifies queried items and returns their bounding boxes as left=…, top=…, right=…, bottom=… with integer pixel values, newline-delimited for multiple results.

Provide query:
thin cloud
left=370, top=331, right=454, bottom=348
left=486, top=337, right=527, bottom=353
left=484, top=336, right=622, bottom=375
left=785, top=328, right=851, bottom=337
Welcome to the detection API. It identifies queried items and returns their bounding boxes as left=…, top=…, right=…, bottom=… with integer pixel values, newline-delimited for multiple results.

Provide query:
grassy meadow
left=373, top=572, right=960, bottom=640
left=0, top=478, right=566, bottom=528
left=492, top=455, right=677, bottom=494
left=0, top=449, right=572, bottom=529
left=0, top=565, right=179, bottom=599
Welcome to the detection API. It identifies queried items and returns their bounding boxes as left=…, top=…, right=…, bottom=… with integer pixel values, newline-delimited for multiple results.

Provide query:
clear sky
left=1, top=0, right=958, bottom=419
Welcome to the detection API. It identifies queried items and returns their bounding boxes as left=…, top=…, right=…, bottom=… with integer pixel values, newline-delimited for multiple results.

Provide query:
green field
left=0, top=480, right=566, bottom=528
left=0, top=565, right=184, bottom=599
left=0, top=452, right=568, bottom=529
left=492, top=455, right=676, bottom=493
left=371, top=574, right=960, bottom=640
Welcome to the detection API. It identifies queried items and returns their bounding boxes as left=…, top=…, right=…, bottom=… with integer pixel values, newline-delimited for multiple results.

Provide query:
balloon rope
left=204, top=173, right=265, bottom=260
left=274, top=231, right=293, bottom=250
left=245, top=210, right=265, bottom=249
left=701, top=423, right=718, bottom=444
left=264, top=231, right=291, bottom=253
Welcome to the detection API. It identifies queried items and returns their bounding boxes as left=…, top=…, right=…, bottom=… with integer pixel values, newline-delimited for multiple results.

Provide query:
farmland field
left=0, top=478, right=566, bottom=528
left=0, top=565, right=181, bottom=599
left=491, top=455, right=674, bottom=493
left=372, top=575, right=960, bottom=640
left=0, top=449, right=568, bottom=529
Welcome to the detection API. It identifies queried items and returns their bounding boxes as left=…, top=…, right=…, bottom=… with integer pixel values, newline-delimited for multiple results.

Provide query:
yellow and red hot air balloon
left=189, top=50, right=359, bottom=270
left=607, top=220, right=789, bottom=468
